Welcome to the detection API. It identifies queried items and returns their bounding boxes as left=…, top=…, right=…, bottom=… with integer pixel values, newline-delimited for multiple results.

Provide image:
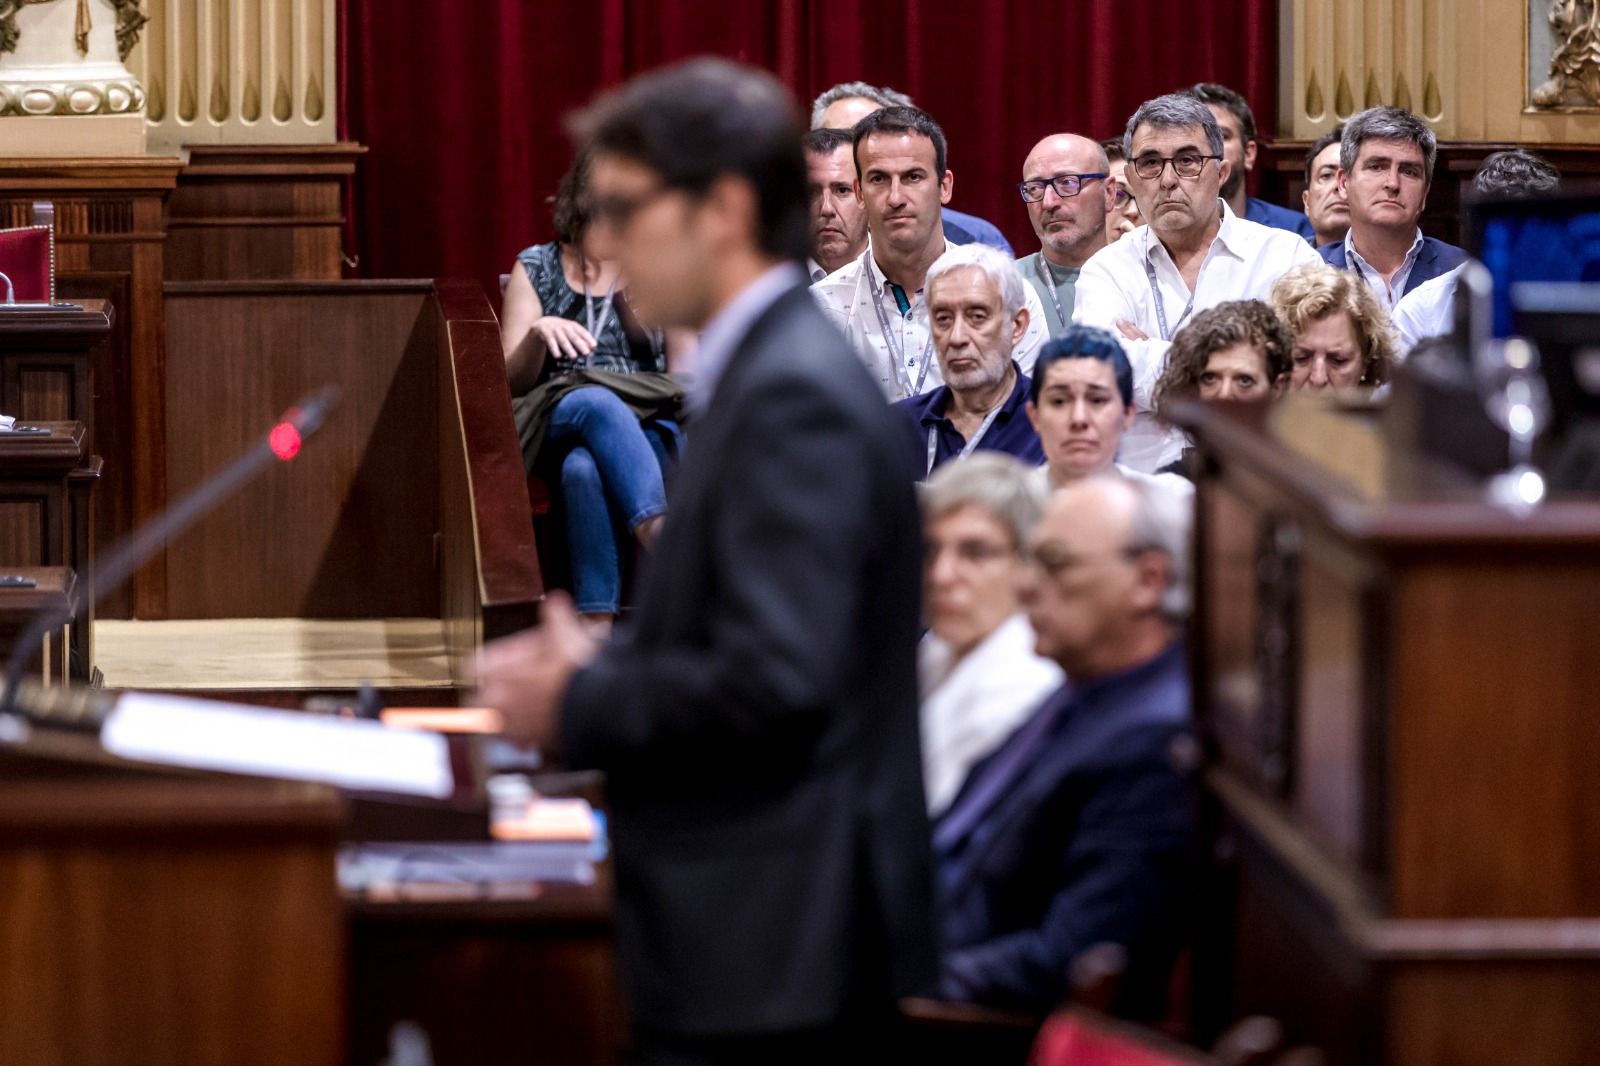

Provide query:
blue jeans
left=548, top=386, right=674, bottom=615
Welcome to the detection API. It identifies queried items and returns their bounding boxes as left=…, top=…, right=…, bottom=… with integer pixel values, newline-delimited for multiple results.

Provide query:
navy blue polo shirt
left=894, top=362, right=1044, bottom=480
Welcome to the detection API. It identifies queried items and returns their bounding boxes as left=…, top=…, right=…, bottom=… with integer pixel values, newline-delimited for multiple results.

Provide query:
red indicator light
left=269, top=422, right=302, bottom=461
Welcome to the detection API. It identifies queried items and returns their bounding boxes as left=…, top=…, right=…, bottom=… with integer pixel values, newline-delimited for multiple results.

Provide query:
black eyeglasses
left=1016, top=173, right=1108, bottom=203
left=1130, top=153, right=1220, bottom=181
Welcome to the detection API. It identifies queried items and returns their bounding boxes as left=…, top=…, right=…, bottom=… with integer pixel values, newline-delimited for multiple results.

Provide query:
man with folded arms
left=1073, top=93, right=1320, bottom=471
left=895, top=243, right=1044, bottom=479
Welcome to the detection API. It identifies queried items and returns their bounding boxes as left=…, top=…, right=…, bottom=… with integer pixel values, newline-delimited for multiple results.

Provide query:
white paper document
left=102, top=692, right=455, bottom=799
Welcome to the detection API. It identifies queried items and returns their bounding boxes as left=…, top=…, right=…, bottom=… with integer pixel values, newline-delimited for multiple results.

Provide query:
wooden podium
left=1178, top=397, right=1600, bottom=1065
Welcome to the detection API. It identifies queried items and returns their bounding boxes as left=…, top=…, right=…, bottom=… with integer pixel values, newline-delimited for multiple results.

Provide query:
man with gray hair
left=1318, top=106, right=1466, bottom=309
left=810, top=80, right=1013, bottom=255
left=894, top=243, right=1044, bottom=477
left=1073, top=92, right=1320, bottom=472
left=934, top=473, right=1195, bottom=1015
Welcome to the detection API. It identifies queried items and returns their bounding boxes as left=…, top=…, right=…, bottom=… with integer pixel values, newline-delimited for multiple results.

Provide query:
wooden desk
left=0, top=565, right=77, bottom=684
left=1177, top=397, right=1600, bottom=1065
left=0, top=421, right=85, bottom=567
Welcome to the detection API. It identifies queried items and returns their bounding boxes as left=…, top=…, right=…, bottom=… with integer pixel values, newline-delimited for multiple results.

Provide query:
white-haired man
left=894, top=244, right=1044, bottom=478
left=1073, top=92, right=1321, bottom=471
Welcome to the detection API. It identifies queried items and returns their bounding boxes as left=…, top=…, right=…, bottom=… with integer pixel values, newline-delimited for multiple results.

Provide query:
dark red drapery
left=341, top=0, right=1278, bottom=301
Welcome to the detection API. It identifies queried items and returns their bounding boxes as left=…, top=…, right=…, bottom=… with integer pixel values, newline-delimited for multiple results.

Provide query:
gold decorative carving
left=0, top=0, right=146, bottom=60
left=1532, top=0, right=1600, bottom=107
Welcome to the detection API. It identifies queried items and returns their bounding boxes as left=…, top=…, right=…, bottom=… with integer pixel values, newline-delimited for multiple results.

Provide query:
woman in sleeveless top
left=501, top=149, right=681, bottom=635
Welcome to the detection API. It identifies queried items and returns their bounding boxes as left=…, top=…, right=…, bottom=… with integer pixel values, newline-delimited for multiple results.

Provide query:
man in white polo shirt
left=813, top=105, right=1047, bottom=401
left=1073, top=92, right=1320, bottom=471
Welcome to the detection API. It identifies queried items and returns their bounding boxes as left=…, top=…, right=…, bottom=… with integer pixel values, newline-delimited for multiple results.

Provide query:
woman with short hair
left=1270, top=263, right=1396, bottom=391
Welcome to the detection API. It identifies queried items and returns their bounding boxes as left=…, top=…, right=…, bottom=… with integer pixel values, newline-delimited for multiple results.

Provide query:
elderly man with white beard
left=893, top=243, right=1045, bottom=480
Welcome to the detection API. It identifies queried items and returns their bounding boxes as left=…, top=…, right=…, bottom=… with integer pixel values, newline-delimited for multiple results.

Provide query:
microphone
left=0, top=384, right=342, bottom=713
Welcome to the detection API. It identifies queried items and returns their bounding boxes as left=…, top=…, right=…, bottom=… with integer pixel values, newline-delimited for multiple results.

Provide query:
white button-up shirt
left=812, top=239, right=1048, bottom=401
left=1390, top=262, right=1464, bottom=357
left=1073, top=199, right=1323, bottom=471
left=1344, top=228, right=1425, bottom=310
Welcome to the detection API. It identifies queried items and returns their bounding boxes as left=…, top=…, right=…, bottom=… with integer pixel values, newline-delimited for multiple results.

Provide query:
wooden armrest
left=899, top=996, right=1039, bottom=1030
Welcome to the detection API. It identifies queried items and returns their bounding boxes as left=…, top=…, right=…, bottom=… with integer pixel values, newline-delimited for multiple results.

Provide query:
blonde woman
left=1270, top=263, right=1396, bottom=391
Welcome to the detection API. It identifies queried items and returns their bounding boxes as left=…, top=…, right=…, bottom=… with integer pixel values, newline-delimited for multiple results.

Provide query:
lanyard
left=1033, top=256, right=1069, bottom=331
left=866, top=272, right=934, bottom=398
left=926, top=403, right=1003, bottom=478
left=583, top=276, right=618, bottom=344
left=1142, top=256, right=1195, bottom=342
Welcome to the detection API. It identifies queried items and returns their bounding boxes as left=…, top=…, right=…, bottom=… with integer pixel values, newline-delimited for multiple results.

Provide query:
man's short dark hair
left=852, top=105, right=948, bottom=179
left=1473, top=148, right=1561, bottom=199
left=802, top=127, right=854, bottom=159
left=1188, top=82, right=1256, bottom=143
left=568, top=57, right=809, bottom=262
left=1340, top=107, right=1437, bottom=182
left=1303, top=124, right=1344, bottom=185
left=1102, top=138, right=1126, bottom=164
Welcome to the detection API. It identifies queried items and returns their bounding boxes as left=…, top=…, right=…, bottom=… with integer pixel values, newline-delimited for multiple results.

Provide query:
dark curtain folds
left=341, top=0, right=1278, bottom=302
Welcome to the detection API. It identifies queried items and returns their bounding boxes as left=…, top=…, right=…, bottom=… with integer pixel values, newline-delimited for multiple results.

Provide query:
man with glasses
left=1014, top=133, right=1111, bottom=335
left=814, top=105, right=1047, bottom=401
left=1073, top=93, right=1320, bottom=471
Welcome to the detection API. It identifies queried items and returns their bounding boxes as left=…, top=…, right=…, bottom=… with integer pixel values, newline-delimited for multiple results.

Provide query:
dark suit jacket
left=560, top=281, right=936, bottom=1038
left=935, top=643, right=1193, bottom=1017
left=1319, top=234, right=1469, bottom=299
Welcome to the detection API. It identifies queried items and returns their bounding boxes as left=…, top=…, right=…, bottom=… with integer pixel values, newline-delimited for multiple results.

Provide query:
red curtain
left=341, top=0, right=1278, bottom=302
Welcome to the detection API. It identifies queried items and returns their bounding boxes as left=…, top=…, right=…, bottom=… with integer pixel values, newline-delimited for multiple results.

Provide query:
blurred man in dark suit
left=476, top=57, right=935, bottom=1066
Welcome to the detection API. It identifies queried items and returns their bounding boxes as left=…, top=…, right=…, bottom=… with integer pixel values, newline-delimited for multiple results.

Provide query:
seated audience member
left=936, top=473, right=1195, bottom=1016
left=1152, top=300, right=1294, bottom=477
left=1319, top=106, right=1467, bottom=309
left=814, top=106, right=1047, bottom=401
left=1027, top=326, right=1193, bottom=501
left=1391, top=149, right=1561, bottom=353
left=919, top=453, right=1064, bottom=816
left=811, top=80, right=1013, bottom=254
left=1073, top=93, right=1320, bottom=471
left=1302, top=124, right=1349, bottom=248
left=803, top=127, right=869, bottom=282
left=895, top=244, right=1044, bottom=477
left=500, top=150, right=678, bottom=635
left=1188, top=82, right=1316, bottom=240
left=1102, top=139, right=1144, bottom=242
left=1016, top=134, right=1111, bottom=334
left=1271, top=264, right=1396, bottom=391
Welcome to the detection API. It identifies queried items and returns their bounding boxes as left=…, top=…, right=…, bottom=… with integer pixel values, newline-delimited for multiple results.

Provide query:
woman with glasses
left=501, top=149, right=681, bottom=635
left=1102, top=140, right=1145, bottom=242
left=918, top=452, right=1064, bottom=816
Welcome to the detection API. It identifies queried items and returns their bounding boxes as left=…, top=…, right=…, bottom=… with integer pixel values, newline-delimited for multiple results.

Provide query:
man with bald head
left=934, top=474, right=1195, bottom=1015
left=1015, top=133, right=1112, bottom=335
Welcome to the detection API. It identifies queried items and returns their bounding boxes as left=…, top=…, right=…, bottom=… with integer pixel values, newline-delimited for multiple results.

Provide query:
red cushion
left=0, top=225, right=53, bottom=303
left=1031, top=1013, right=1206, bottom=1066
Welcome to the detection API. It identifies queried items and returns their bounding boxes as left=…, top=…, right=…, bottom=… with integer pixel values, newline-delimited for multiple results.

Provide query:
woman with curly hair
left=1269, top=263, right=1396, bottom=391
left=1152, top=299, right=1293, bottom=425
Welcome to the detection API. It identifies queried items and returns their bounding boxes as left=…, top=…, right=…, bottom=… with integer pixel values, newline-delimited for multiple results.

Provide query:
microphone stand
left=0, top=384, right=342, bottom=715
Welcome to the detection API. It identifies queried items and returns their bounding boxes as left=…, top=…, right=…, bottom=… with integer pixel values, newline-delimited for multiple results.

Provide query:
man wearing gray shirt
left=1014, top=134, right=1111, bottom=336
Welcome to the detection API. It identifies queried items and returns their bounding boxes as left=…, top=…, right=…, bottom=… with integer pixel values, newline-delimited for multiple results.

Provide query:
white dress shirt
left=1390, top=262, right=1464, bottom=357
left=1073, top=199, right=1322, bottom=472
left=1345, top=228, right=1425, bottom=310
left=1027, top=461, right=1195, bottom=504
left=812, top=239, right=1048, bottom=401
left=918, top=612, right=1064, bottom=816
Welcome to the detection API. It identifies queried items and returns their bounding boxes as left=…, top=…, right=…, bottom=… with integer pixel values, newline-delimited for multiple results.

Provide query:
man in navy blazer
left=934, top=474, right=1195, bottom=1017
left=1318, top=106, right=1467, bottom=307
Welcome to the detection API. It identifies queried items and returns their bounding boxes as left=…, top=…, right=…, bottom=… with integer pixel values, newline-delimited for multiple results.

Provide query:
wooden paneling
left=166, top=144, right=366, bottom=282
left=0, top=765, right=344, bottom=1065
left=163, top=281, right=439, bottom=619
